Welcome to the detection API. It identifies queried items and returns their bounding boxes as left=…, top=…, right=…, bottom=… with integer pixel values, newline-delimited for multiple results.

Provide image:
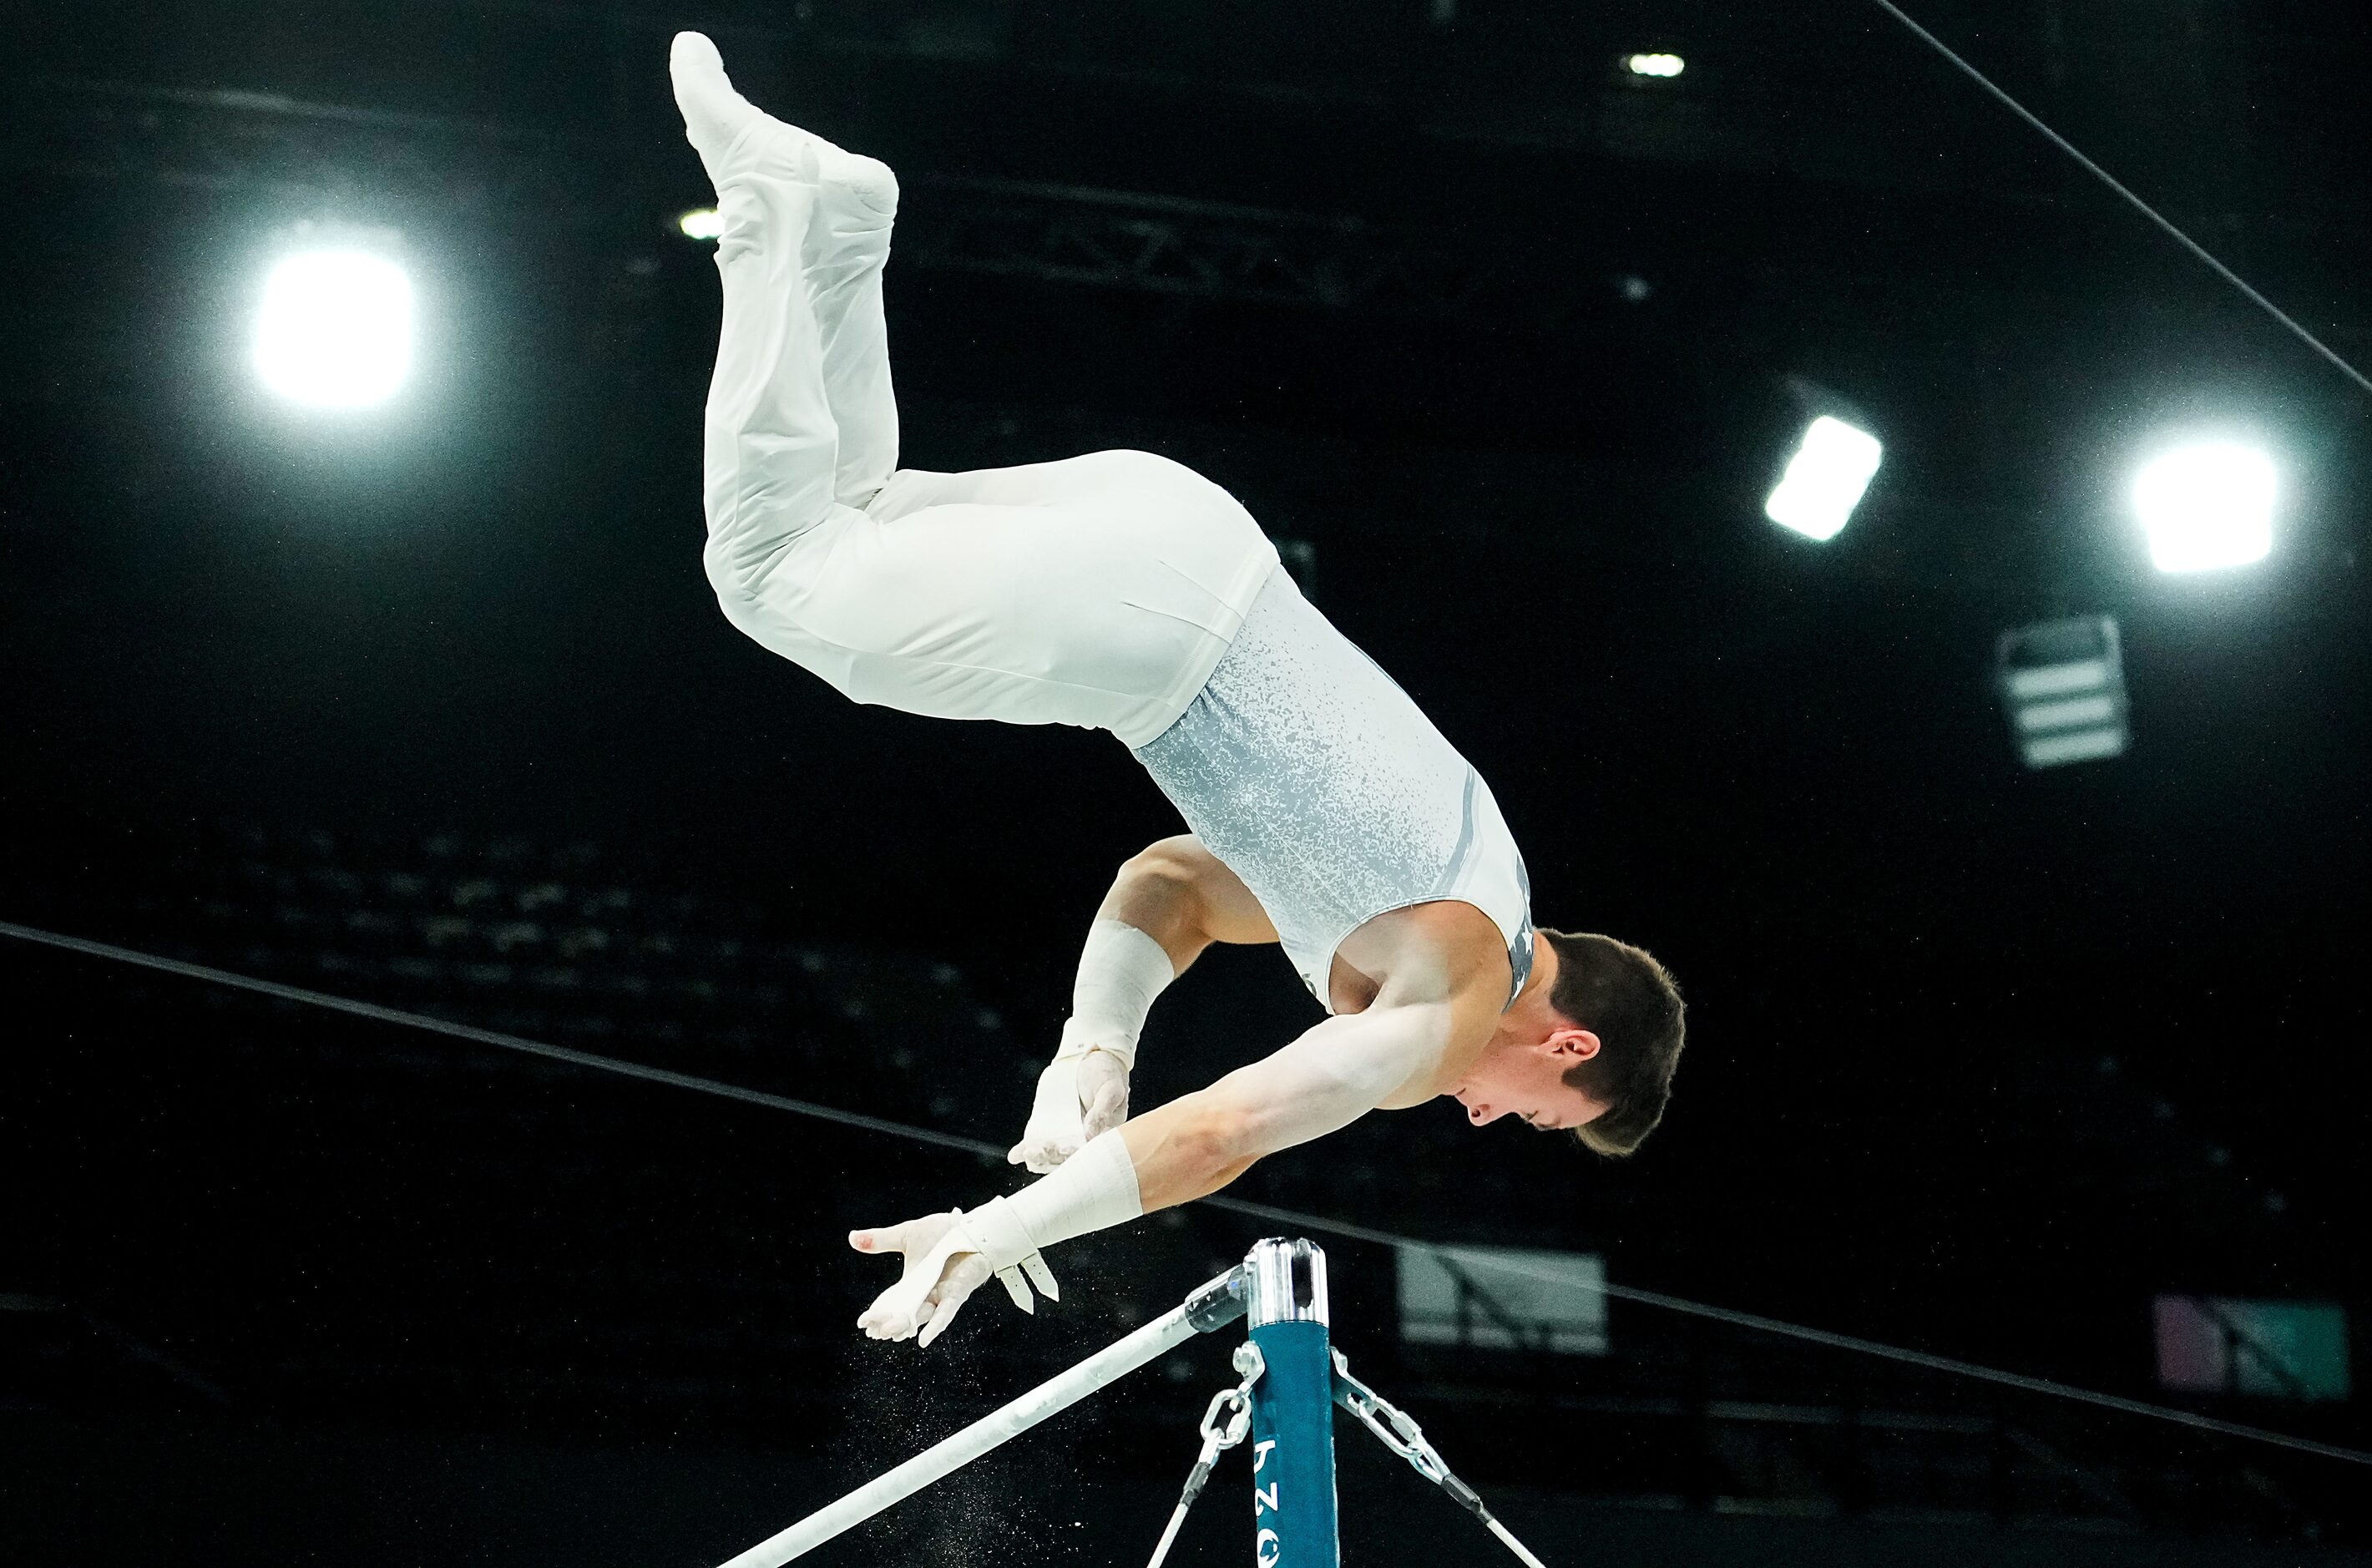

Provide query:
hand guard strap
left=952, top=1201, right=1060, bottom=1313
left=965, top=1129, right=1147, bottom=1313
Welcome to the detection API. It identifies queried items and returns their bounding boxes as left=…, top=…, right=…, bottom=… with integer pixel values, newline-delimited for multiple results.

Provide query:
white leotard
left=1135, top=564, right=1536, bottom=1014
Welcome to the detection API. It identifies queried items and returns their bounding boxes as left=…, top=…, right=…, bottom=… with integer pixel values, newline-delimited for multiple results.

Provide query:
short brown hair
left=1538, top=928, right=1686, bottom=1157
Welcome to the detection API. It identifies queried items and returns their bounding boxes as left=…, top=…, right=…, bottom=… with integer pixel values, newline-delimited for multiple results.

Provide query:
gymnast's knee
left=700, top=496, right=862, bottom=613
left=702, top=534, right=757, bottom=616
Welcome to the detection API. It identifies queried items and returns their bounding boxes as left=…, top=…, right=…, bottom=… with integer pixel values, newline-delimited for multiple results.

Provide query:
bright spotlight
left=253, top=250, right=414, bottom=409
left=2133, top=441, right=2275, bottom=574
left=1765, top=416, right=1882, bottom=542
left=677, top=206, right=725, bottom=241
left=1626, top=53, right=1687, bottom=78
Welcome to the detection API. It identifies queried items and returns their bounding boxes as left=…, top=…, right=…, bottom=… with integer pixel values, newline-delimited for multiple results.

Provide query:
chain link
left=1197, top=1338, right=1266, bottom=1455
left=1328, top=1348, right=1555, bottom=1565
left=1144, top=1343, right=1267, bottom=1568
left=1331, top=1348, right=1451, bottom=1485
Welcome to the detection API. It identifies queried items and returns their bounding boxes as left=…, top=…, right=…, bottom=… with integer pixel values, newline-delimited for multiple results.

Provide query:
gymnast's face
left=1453, top=1028, right=1606, bottom=1132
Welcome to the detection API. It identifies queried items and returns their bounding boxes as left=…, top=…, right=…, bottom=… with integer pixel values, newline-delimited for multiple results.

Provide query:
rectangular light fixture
left=2133, top=441, right=2275, bottom=574
left=1996, top=616, right=2130, bottom=769
left=254, top=245, right=415, bottom=410
left=1766, top=415, right=1882, bottom=542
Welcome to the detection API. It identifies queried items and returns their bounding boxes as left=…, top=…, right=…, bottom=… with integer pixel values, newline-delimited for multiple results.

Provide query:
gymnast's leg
left=672, top=33, right=898, bottom=576
left=673, top=34, right=1277, bottom=741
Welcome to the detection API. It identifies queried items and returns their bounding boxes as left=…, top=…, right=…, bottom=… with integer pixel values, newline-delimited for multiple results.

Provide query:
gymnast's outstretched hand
left=850, top=1211, right=996, bottom=1348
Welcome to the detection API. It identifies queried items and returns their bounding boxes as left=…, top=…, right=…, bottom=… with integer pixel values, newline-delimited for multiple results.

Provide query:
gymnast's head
left=1450, top=928, right=1686, bottom=1156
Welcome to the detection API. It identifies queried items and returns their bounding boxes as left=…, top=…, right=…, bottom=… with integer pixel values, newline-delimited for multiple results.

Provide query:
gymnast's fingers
left=1021, top=1138, right=1075, bottom=1174
left=916, top=1256, right=992, bottom=1348
left=847, top=1223, right=903, bottom=1253
left=1081, top=1085, right=1129, bottom=1141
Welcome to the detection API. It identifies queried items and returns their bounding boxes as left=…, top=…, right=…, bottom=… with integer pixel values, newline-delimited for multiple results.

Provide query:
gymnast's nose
left=1466, top=1100, right=1506, bottom=1126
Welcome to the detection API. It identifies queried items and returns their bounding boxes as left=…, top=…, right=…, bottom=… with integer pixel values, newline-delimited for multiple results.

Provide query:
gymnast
left=669, top=33, right=1686, bottom=1348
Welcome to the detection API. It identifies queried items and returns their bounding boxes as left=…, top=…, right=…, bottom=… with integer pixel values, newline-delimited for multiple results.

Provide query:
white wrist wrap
left=957, top=1129, right=1145, bottom=1313
left=1057, top=918, right=1176, bottom=1070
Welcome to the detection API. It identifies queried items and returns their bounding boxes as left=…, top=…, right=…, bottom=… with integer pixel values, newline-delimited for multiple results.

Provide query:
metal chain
left=1197, top=1355, right=1260, bottom=1456
left=1142, top=1342, right=1267, bottom=1568
left=1330, top=1349, right=1553, bottom=1568
left=1332, top=1350, right=1451, bottom=1484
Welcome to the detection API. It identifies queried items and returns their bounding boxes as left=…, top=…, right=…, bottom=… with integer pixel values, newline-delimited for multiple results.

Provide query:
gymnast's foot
left=669, top=32, right=897, bottom=213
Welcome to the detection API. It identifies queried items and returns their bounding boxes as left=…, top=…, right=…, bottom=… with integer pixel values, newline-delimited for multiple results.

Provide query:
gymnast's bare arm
left=1110, top=832, right=1281, bottom=964
left=1005, top=834, right=1277, bottom=1172
left=1118, top=908, right=1506, bottom=1209
left=1097, top=842, right=1503, bottom=1209
left=850, top=888, right=1506, bottom=1345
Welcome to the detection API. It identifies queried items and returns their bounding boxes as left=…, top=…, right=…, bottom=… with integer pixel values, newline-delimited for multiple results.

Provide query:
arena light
left=1764, top=415, right=1883, bottom=542
left=2133, top=440, right=2275, bottom=574
left=1996, top=615, right=2130, bottom=769
left=678, top=205, right=726, bottom=240
left=1625, top=53, right=1686, bottom=78
left=252, top=249, right=414, bottom=409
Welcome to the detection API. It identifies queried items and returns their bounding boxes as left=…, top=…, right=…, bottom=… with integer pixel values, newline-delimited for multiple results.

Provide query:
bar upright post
left=1244, top=1237, right=1338, bottom=1568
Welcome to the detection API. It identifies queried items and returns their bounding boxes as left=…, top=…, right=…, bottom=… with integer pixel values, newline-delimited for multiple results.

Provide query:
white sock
left=668, top=33, right=766, bottom=183
left=668, top=31, right=896, bottom=215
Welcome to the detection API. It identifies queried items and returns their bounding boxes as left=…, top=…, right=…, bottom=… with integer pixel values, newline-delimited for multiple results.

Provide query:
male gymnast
left=669, top=33, right=1687, bottom=1348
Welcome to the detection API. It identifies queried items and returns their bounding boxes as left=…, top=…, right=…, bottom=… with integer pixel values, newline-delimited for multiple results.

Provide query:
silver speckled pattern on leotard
left=1132, top=562, right=1535, bottom=1014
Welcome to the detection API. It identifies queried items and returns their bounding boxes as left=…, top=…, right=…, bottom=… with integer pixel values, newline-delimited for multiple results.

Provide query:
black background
left=4, top=3, right=2369, bottom=1562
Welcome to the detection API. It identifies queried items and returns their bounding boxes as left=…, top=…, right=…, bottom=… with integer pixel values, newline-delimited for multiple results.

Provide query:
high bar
left=715, top=1266, right=1249, bottom=1568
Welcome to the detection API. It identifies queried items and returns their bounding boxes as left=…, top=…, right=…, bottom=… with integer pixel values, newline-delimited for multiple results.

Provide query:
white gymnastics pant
left=699, top=125, right=1279, bottom=749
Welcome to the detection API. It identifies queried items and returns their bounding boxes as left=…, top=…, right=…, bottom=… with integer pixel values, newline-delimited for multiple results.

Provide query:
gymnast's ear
left=1545, top=1028, right=1601, bottom=1063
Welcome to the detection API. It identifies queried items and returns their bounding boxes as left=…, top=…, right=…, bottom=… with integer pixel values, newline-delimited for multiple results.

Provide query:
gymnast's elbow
left=1175, top=1103, right=1261, bottom=1183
